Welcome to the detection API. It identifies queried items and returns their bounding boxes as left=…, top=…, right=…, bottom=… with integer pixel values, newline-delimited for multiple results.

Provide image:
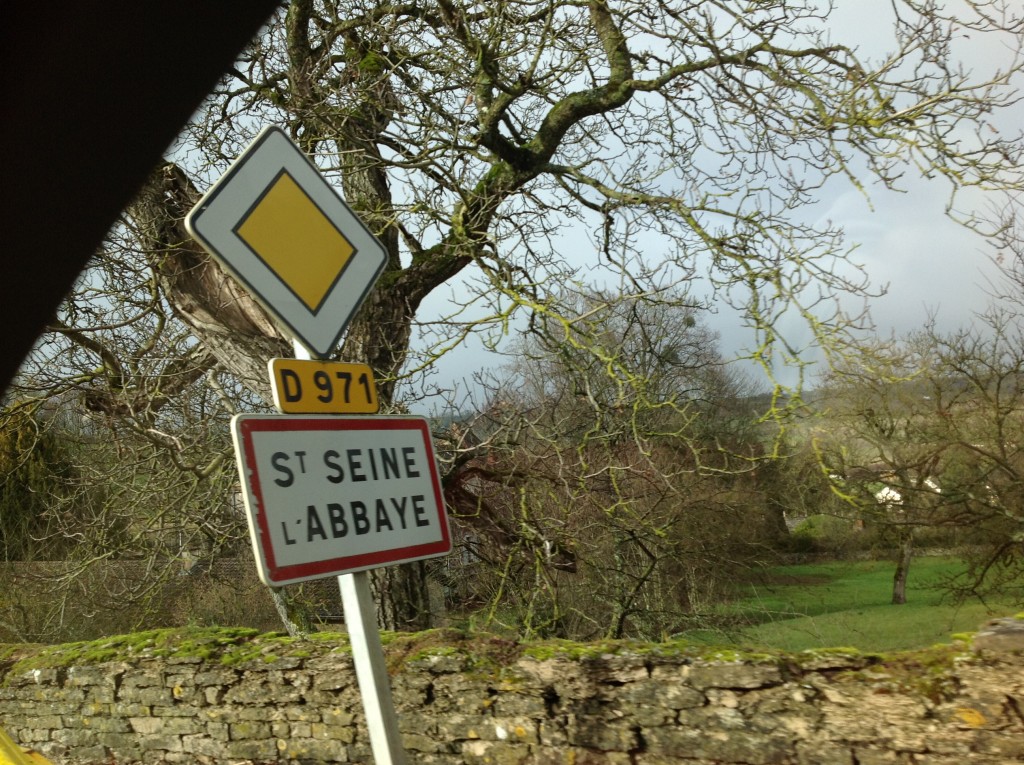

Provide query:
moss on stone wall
left=0, top=624, right=976, bottom=683
left=2, top=626, right=353, bottom=677
left=1, top=620, right=1022, bottom=765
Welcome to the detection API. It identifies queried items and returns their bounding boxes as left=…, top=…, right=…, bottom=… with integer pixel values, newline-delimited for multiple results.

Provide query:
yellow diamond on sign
left=186, top=126, right=387, bottom=357
left=235, top=171, right=355, bottom=313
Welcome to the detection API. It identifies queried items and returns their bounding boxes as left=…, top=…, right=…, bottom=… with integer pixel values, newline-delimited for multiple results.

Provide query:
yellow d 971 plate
left=269, top=359, right=379, bottom=414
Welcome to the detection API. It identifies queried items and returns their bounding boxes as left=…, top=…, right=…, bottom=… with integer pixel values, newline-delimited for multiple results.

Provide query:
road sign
left=232, top=414, right=451, bottom=586
left=269, top=358, right=379, bottom=414
left=185, top=126, right=387, bottom=357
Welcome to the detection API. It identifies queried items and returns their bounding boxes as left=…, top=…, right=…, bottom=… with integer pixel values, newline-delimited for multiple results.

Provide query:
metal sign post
left=293, top=342, right=407, bottom=765
left=339, top=572, right=407, bottom=764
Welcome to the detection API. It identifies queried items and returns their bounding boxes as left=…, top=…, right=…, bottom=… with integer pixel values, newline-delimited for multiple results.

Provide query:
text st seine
left=270, top=445, right=430, bottom=546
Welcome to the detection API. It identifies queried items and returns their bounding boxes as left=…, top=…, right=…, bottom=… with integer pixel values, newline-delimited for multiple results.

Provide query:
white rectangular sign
left=232, top=414, right=450, bottom=586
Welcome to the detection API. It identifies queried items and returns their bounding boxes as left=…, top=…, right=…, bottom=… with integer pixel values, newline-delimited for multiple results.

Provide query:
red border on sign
left=235, top=415, right=451, bottom=585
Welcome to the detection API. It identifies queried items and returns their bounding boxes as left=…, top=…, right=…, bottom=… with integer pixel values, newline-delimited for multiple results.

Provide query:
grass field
left=683, top=557, right=1023, bottom=653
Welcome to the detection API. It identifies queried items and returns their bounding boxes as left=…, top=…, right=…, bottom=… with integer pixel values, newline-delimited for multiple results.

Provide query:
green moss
left=521, top=637, right=784, bottom=665
left=379, top=628, right=522, bottom=676
left=0, top=627, right=353, bottom=679
left=215, top=631, right=349, bottom=666
left=0, top=622, right=987, bottom=697
left=0, top=644, right=31, bottom=663
left=696, top=647, right=779, bottom=663
left=796, top=646, right=865, bottom=660
left=217, top=645, right=269, bottom=667
left=521, top=639, right=622, bottom=662
left=832, top=644, right=968, bottom=703
left=357, top=51, right=387, bottom=77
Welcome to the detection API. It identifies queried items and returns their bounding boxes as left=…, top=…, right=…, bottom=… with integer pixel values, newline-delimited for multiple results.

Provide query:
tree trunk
left=270, top=587, right=313, bottom=637
left=891, top=531, right=914, bottom=605
left=132, top=164, right=292, bottom=400
left=131, top=166, right=317, bottom=637
left=372, top=562, right=432, bottom=631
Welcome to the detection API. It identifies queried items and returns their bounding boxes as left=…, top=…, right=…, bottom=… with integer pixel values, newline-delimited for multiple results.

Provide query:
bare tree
left=820, top=336, right=957, bottom=603
left=2, top=239, right=283, bottom=640
left=13, top=0, right=1024, bottom=632
left=911, top=311, right=1024, bottom=601
left=820, top=309, right=1024, bottom=604
left=434, top=287, right=776, bottom=639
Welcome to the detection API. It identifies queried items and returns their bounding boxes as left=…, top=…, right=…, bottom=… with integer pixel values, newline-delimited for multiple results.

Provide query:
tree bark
left=891, top=530, right=914, bottom=605
left=372, top=562, right=432, bottom=632
left=130, top=166, right=320, bottom=636
left=131, top=164, right=292, bottom=401
left=270, top=587, right=313, bottom=637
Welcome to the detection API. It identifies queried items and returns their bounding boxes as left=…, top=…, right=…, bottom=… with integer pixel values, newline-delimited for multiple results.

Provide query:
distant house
left=871, top=476, right=941, bottom=508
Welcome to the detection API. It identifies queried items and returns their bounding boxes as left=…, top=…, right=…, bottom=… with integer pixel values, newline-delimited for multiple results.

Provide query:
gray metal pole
left=292, top=340, right=407, bottom=765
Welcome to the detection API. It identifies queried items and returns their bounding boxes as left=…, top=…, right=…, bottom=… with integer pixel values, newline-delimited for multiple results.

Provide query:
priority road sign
left=185, top=126, right=387, bottom=357
left=232, top=414, right=451, bottom=586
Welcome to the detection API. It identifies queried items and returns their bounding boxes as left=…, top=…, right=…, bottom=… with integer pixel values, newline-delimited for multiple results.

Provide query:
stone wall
left=1, top=619, right=1022, bottom=765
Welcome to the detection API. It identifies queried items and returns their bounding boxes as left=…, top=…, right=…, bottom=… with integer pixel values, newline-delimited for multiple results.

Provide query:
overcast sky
left=756, top=0, right=1023, bottom=384
left=410, top=1, right=1023, bottom=401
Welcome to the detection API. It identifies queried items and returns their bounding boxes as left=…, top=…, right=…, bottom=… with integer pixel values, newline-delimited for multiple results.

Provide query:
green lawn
left=684, top=557, right=1023, bottom=653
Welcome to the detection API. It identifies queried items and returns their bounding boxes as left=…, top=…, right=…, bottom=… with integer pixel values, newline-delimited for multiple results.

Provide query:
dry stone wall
left=1, top=618, right=1023, bottom=765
